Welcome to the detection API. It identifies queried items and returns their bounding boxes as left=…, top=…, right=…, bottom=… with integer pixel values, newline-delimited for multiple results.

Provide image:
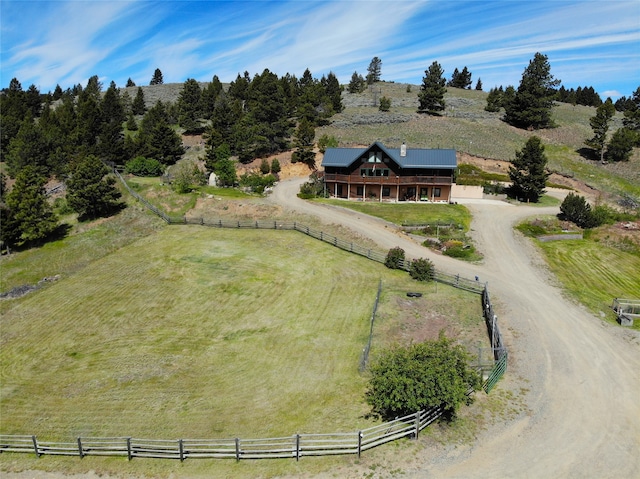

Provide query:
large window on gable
left=367, top=151, right=382, bottom=163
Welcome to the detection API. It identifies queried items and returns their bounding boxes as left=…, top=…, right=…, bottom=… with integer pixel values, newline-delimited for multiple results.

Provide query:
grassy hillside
left=319, top=83, right=639, bottom=199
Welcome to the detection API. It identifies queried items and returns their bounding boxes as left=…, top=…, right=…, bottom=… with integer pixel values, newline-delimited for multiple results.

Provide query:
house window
left=337, top=184, right=343, bottom=196
left=360, top=168, right=390, bottom=177
left=367, top=151, right=382, bottom=163
left=356, top=186, right=364, bottom=196
left=382, top=187, right=390, bottom=197
left=433, top=188, right=441, bottom=197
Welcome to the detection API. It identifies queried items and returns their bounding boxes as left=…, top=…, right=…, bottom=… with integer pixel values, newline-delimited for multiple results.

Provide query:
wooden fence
left=360, top=279, right=383, bottom=372
left=0, top=407, right=445, bottom=461
left=481, top=288, right=508, bottom=392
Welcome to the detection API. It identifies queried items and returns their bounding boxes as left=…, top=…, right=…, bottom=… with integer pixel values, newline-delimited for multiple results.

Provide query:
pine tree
left=585, top=98, right=615, bottom=162
left=622, top=86, right=640, bottom=146
left=605, top=128, right=635, bottom=162
left=5, top=113, right=50, bottom=177
left=292, top=118, right=316, bottom=169
left=504, top=53, right=560, bottom=129
left=126, top=78, right=136, bottom=87
left=150, top=68, right=164, bottom=85
left=132, top=87, right=146, bottom=115
left=3, top=166, right=58, bottom=247
left=475, top=78, right=483, bottom=91
left=177, top=78, right=203, bottom=131
left=348, top=71, right=366, bottom=94
left=507, top=136, right=550, bottom=202
left=366, top=57, right=382, bottom=84
left=485, top=87, right=503, bottom=112
left=67, top=155, right=122, bottom=220
left=324, top=72, right=344, bottom=114
left=137, top=101, right=184, bottom=165
left=98, top=84, right=126, bottom=164
left=418, top=61, right=446, bottom=114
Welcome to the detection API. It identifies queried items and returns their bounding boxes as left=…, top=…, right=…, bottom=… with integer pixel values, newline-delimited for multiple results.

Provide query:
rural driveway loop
left=269, top=177, right=640, bottom=479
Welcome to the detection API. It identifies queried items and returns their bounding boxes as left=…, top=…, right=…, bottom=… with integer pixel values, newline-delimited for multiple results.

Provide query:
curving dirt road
left=270, top=178, right=640, bottom=478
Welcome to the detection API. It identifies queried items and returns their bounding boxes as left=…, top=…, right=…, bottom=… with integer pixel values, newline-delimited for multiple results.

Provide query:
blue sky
left=1, top=0, right=639, bottom=99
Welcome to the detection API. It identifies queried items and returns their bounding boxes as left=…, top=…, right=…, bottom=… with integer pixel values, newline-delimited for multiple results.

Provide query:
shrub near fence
left=0, top=171, right=509, bottom=461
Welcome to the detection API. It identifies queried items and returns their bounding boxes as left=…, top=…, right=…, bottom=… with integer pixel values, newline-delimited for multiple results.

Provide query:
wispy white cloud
left=1, top=0, right=638, bottom=97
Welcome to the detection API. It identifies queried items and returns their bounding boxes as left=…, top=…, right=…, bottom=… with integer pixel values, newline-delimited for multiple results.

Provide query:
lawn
left=0, top=222, right=484, bottom=477
left=537, top=237, right=640, bottom=329
left=315, top=199, right=472, bottom=228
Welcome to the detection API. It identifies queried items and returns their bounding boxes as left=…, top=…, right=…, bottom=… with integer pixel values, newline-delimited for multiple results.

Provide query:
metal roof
left=321, top=142, right=457, bottom=169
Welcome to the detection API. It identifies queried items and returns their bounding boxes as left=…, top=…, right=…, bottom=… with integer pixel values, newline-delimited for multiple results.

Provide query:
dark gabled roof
left=321, top=141, right=457, bottom=169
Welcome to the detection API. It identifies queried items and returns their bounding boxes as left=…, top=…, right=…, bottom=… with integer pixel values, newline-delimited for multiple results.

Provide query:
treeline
left=1, top=67, right=343, bottom=178
left=0, top=67, right=344, bottom=250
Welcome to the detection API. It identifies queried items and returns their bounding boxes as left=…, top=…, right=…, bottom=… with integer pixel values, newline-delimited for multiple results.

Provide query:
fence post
left=235, top=438, right=240, bottom=462
left=274, top=221, right=277, bottom=230
left=127, top=437, right=132, bottom=461
left=179, top=439, right=184, bottom=462
left=77, top=437, right=83, bottom=458
left=295, top=434, right=300, bottom=461
left=357, top=431, right=363, bottom=458
left=414, top=411, right=420, bottom=439
left=31, top=435, right=40, bottom=457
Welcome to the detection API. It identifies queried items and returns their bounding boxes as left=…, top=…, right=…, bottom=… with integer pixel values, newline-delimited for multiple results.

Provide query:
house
left=321, top=141, right=457, bottom=202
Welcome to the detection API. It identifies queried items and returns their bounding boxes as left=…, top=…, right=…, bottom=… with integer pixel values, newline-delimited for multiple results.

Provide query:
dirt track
left=4, top=179, right=639, bottom=479
left=270, top=178, right=640, bottom=478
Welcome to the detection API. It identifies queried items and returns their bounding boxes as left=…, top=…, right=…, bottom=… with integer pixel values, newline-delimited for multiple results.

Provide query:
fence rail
left=0, top=407, right=446, bottom=461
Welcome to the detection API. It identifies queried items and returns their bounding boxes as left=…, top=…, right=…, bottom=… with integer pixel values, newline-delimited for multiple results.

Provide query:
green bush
left=559, top=193, right=606, bottom=229
left=379, top=96, right=391, bottom=111
left=239, top=172, right=276, bottom=194
left=125, top=156, right=164, bottom=177
left=443, top=240, right=474, bottom=258
left=384, top=247, right=406, bottom=269
left=298, top=172, right=325, bottom=199
left=409, top=258, right=434, bottom=282
left=365, top=334, right=481, bottom=420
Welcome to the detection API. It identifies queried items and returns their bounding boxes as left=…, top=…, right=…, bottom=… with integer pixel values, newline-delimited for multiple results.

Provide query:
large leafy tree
left=2, top=166, right=58, bottom=248
left=365, top=334, right=481, bottom=420
left=507, top=136, right=550, bottom=203
left=67, top=155, right=122, bottom=220
left=585, top=98, right=615, bottom=162
left=418, top=61, right=446, bottom=114
left=366, top=56, right=382, bottom=84
left=504, top=52, right=560, bottom=129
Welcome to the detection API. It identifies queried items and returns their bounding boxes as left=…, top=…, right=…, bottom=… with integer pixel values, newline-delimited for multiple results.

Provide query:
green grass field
left=316, top=200, right=472, bottom=229
left=537, top=238, right=640, bottom=329
left=0, top=218, right=486, bottom=477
